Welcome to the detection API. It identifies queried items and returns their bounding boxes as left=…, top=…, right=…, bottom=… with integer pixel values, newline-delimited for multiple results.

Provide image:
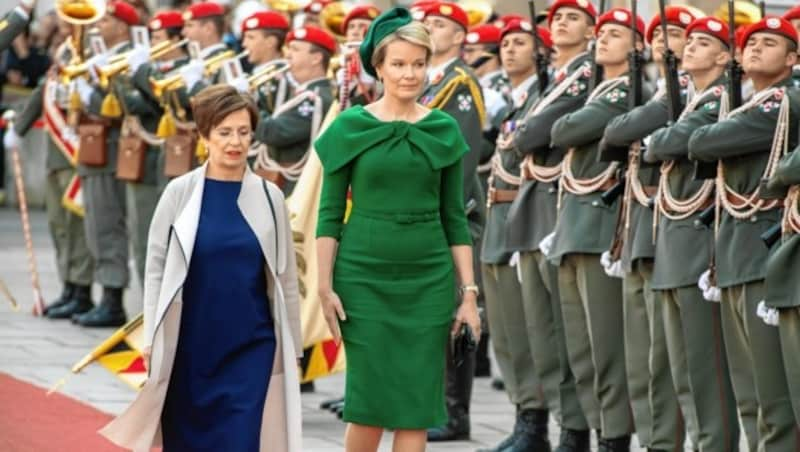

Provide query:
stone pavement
left=0, top=208, right=651, bottom=451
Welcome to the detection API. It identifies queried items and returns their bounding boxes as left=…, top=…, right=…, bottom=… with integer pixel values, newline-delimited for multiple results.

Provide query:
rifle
left=759, top=1, right=766, bottom=17
left=695, top=0, right=741, bottom=181
left=589, top=0, right=608, bottom=92
left=659, top=0, right=683, bottom=124
left=600, top=0, right=643, bottom=163
left=528, top=0, right=549, bottom=95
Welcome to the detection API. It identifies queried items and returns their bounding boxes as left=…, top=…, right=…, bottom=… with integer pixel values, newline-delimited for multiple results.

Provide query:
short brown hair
left=191, top=84, right=259, bottom=138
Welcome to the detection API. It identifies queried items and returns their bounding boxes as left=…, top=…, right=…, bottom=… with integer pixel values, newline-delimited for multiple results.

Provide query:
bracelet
left=459, top=284, right=480, bottom=298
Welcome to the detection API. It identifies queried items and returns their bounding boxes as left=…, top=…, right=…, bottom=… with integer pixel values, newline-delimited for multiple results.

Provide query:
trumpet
left=97, top=39, right=189, bottom=88
left=150, top=49, right=247, bottom=98
left=248, top=60, right=291, bottom=91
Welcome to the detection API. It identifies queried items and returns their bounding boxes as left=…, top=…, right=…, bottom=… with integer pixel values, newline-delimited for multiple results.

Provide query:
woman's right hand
left=142, top=346, right=152, bottom=373
left=319, top=289, right=346, bottom=344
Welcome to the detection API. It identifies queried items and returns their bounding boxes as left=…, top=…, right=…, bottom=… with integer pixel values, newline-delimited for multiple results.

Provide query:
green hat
left=359, top=7, right=414, bottom=78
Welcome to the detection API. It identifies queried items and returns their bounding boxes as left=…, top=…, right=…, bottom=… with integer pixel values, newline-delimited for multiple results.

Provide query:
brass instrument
left=714, top=1, right=762, bottom=27
left=248, top=59, right=291, bottom=91
left=319, top=1, right=354, bottom=41
left=458, top=0, right=493, bottom=27
left=97, top=39, right=189, bottom=88
left=150, top=49, right=245, bottom=98
left=266, top=0, right=309, bottom=14
left=56, top=0, right=106, bottom=79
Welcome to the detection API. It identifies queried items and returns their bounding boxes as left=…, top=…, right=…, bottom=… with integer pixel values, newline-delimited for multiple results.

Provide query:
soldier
left=3, top=45, right=95, bottom=320
left=763, top=143, right=800, bottom=425
left=252, top=25, right=335, bottom=195
left=415, top=1, right=486, bottom=443
left=477, top=18, right=554, bottom=452
left=70, top=1, right=139, bottom=327
left=301, top=0, right=333, bottom=28
left=507, top=0, right=598, bottom=449
left=0, top=0, right=34, bottom=52
left=115, top=10, right=187, bottom=290
left=782, top=7, right=800, bottom=85
left=599, top=6, right=697, bottom=451
left=688, top=16, right=800, bottom=452
left=241, top=11, right=291, bottom=115
left=337, top=4, right=381, bottom=109
left=548, top=8, right=647, bottom=451
left=645, top=17, right=742, bottom=452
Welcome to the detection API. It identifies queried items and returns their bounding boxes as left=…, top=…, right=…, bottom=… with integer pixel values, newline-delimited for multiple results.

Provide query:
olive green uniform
left=13, top=83, right=94, bottom=288
left=646, top=76, right=741, bottom=452
left=478, top=70, right=510, bottom=194
left=507, top=52, right=593, bottom=433
left=254, top=77, right=335, bottom=195
left=602, top=82, right=687, bottom=450
left=481, top=75, right=547, bottom=415
left=549, top=75, right=644, bottom=439
left=0, top=7, right=28, bottom=53
left=689, top=77, right=799, bottom=451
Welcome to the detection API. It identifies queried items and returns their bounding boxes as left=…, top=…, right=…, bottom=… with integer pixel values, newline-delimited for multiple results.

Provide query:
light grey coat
left=99, top=163, right=303, bottom=452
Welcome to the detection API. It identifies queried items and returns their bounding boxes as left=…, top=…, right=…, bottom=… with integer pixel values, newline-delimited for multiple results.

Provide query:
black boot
left=491, top=377, right=505, bottom=391
left=554, top=428, right=590, bottom=452
left=44, top=283, right=75, bottom=315
left=474, top=332, right=491, bottom=377
left=300, top=381, right=315, bottom=393
left=74, top=287, right=126, bottom=327
left=506, top=409, right=550, bottom=452
left=47, top=284, right=93, bottom=319
left=428, top=334, right=476, bottom=441
left=320, top=396, right=344, bottom=411
left=476, top=406, right=524, bottom=452
left=598, top=435, right=630, bottom=452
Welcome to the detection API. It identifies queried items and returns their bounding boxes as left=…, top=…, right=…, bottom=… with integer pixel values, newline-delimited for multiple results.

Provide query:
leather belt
left=642, top=185, right=658, bottom=198
left=488, top=187, right=518, bottom=205
left=598, top=178, right=619, bottom=192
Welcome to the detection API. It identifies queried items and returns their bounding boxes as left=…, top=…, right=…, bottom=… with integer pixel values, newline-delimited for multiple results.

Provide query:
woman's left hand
left=451, top=294, right=481, bottom=341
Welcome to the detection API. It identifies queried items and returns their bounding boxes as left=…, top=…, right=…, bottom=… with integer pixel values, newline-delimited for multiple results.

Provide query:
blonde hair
left=371, top=21, right=433, bottom=72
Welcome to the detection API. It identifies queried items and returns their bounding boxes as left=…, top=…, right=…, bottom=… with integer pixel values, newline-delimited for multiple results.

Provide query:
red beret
left=596, top=8, right=645, bottom=39
left=342, top=5, right=381, bottom=33
left=741, top=16, right=799, bottom=49
left=783, top=6, right=800, bottom=23
left=108, top=1, right=139, bottom=26
left=304, top=0, right=333, bottom=14
left=241, top=11, right=290, bottom=34
left=286, top=25, right=337, bottom=54
left=465, top=24, right=502, bottom=45
left=646, top=6, right=697, bottom=44
left=149, top=11, right=184, bottom=31
left=686, top=17, right=730, bottom=47
left=183, top=2, right=225, bottom=21
left=735, top=25, right=748, bottom=50
left=493, top=14, right=525, bottom=29
left=421, top=2, right=469, bottom=30
left=548, top=0, right=597, bottom=26
left=500, top=18, right=553, bottom=49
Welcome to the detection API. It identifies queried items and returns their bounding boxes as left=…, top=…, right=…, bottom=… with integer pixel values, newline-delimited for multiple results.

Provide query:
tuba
left=458, top=0, right=493, bottom=27
left=319, top=1, right=353, bottom=41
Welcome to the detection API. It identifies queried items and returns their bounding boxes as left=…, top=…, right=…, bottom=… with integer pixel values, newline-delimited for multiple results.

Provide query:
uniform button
left=591, top=200, right=600, bottom=207
left=750, top=215, right=758, bottom=223
left=548, top=187, right=556, bottom=194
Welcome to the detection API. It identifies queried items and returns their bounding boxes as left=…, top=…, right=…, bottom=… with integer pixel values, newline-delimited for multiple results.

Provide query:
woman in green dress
left=314, top=7, right=482, bottom=452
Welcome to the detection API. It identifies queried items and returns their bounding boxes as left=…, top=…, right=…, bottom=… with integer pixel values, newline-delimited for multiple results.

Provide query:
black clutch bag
left=451, top=324, right=478, bottom=367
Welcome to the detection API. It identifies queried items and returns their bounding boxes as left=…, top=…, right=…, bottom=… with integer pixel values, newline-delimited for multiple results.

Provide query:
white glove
left=179, top=60, right=205, bottom=91
left=20, top=0, right=36, bottom=9
left=698, top=269, right=721, bottom=302
left=756, top=300, right=780, bottom=326
left=3, top=127, right=20, bottom=150
left=600, top=250, right=625, bottom=279
left=73, top=77, right=95, bottom=107
left=538, top=232, right=555, bottom=258
left=508, top=251, right=522, bottom=283
left=483, top=88, right=507, bottom=123
left=229, top=76, right=250, bottom=94
left=127, top=45, right=150, bottom=74
left=84, top=53, right=109, bottom=83
left=335, top=67, right=346, bottom=86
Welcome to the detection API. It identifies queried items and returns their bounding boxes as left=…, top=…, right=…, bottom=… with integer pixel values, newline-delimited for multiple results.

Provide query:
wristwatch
left=459, top=284, right=480, bottom=298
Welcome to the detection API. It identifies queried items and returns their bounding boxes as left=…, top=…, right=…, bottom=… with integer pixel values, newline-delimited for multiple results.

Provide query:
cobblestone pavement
left=0, top=208, right=666, bottom=451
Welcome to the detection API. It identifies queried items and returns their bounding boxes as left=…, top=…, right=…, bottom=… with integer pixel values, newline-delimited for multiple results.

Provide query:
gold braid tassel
left=156, top=111, right=177, bottom=138
left=69, top=90, right=82, bottom=111
left=100, top=92, right=123, bottom=118
left=196, top=137, right=208, bottom=163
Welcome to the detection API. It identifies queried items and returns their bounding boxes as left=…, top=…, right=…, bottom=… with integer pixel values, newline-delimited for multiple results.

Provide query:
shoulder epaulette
left=426, top=67, right=487, bottom=127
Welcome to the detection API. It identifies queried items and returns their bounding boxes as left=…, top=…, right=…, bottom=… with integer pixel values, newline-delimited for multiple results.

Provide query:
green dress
left=315, top=105, right=472, bottom=429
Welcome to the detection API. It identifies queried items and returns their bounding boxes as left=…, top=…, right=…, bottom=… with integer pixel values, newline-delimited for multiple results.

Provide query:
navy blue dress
left=162, top=178, right=276, bottom=452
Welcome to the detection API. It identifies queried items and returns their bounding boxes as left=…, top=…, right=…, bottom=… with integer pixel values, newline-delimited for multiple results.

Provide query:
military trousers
left=481, top=263, right=546, bottom=411
left=518, top=250, right=587, bottom=430
left=46, top=168, right=93, bottom=286
left=126, top=181, right=161, bottom=286
left=82, top=173, right=129, bottom=288
left=660, top=286, right=739, bottom=452
left=557, top=253, right=630, bottom=438
left=721, top=281, right=798, bottom=452
left=622, top=260, right=683, bottom=450
left=778, top=307, right=800, bottom=423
